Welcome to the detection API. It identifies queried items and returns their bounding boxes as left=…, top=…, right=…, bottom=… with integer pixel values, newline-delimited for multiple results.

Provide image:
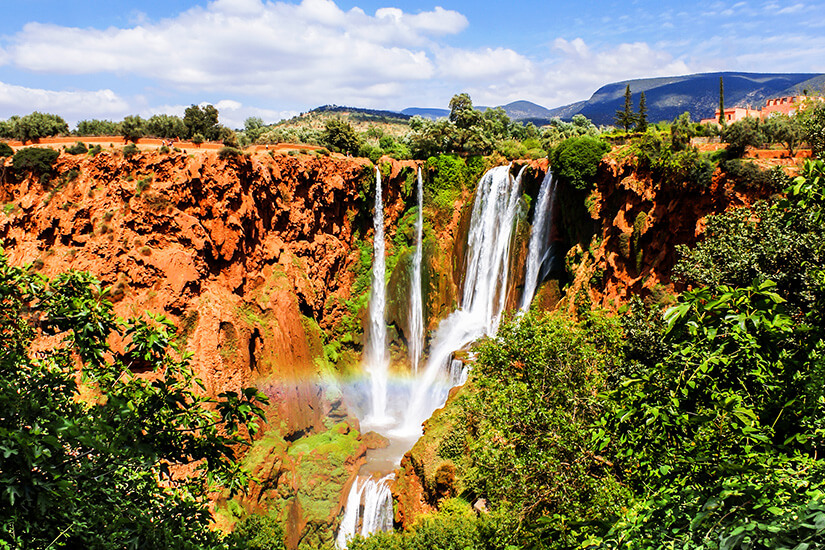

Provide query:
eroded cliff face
left=0, top=148, right=419, bottom=547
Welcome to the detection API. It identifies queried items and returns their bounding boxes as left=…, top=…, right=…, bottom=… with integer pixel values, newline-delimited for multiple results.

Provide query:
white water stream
left=338, top=164, right=532, bottom=548
left=364, top=168, right=391, bottom=426
left=407, top=168, right=425, bottom=373
left=520, top=170, right=556, bottom=311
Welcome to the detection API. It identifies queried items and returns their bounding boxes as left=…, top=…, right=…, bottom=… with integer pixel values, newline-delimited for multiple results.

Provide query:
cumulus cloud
left=0, top=81, right=130, bottom=123
left=435, top=47, right=534, bottom=82
left=2, top=0, right=468, bottom=107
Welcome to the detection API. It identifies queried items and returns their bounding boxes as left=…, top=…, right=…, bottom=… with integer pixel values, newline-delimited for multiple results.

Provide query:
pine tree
left=719, top=76, right=726, bottom=126
left=615, top=85, right=636, bottom=132
left=637, top=92, right=648, bottom=132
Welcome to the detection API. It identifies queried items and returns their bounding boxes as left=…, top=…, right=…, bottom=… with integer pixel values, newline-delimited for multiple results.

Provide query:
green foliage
left=123, top=143, right=140, bottom=157
left=65, top=141, right=88, bottom=155
left=802, top=101, right=825, bottom=159
left=218, top=146, right=243, bottom=160
left=722, top=116, right=764, bottom=158
left=423, top=154, right=484, bottom=210
left=322, top=118, right=361, bottom=155
left=636, top=92, right=648, bottom=133
left=676, top=160, right=825, bottom=316
left=670, top=111, right=694, bottom=151
left=12, top=147, right=59, bottom=176
left=763, top=113, right=805, bottom=155
left=121, top=115, right=146, bottom=143
left=145, top=114, right=187, bottom=139
left=231, top=515, right=286, bottom=550
left=614, top=85, right=636, bottom=132
left=347, top=500, right=500, bottom=550
left=184, top=104, right=221, bottom=141
left=552, top=135, right=610, bottom=191
left=0, top=142, right=13, bottom=158
left=7, top=112, right=68, bottom=143
left=243, top=117, right=266, bottom=143
left=456, top=311, right=629, bottom=548
left=0, top=250, right=268, bottom=549
left=75, top=118, right=119, bottom=136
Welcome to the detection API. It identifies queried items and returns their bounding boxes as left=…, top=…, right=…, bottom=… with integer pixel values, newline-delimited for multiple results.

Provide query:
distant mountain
left=310, top=105, right=410, bottom=121
left=569, top=71, right=823, bottom=125
left=499, top=100, right=553, bottom=120
left=400, top=107, right=449, bottom=120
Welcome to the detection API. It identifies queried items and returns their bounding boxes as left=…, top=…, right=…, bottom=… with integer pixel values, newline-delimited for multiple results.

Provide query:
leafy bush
left=0, top=142, right=13, bottom=158
left=0, top=250, right=268, bottom=549
left=65, top=141, right=88, bottom=155
left=75, top=119, right=119, bottom=136
left=9, top=112, right=68, bottom=143
left=120, top=115, right=145, bottom=143
left=12, top=147, right=59, bottom=176
left=802, top=101, right=825, bottom=159
left=123, top=143, right=140, bottom=157
left=231, top=515, right=286, bottom=550
left=722, top=117, right=764, bottom=158
left=552, top=135, right=610, bottom=190
left=218, top=146, right=243, bottom=159
left=322, top=118, right=361, bottom=155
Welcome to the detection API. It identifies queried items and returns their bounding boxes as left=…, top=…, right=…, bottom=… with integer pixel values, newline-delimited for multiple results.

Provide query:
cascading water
left=338, top=164, right=535, bottom=547
left=520, top=170, right=556, bottom=311
left=336, top=474, right=395, bottom=549
left=407, top=168, right=425, bottom=373
left=398, top=165, right=525, bottom=436
left=364, top=168, right=391, bottom=426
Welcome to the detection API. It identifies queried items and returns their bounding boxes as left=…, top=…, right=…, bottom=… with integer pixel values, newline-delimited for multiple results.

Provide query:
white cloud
left=2, top=0, right=469, bottom=107
left=435, top=47, right=534, bottom=81
left=0, top=81, right=130, bottom=123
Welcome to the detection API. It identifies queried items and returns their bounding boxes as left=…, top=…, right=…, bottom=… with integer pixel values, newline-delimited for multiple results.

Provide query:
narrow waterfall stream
left=398, top=164, right=525, bottom=436
left=364, top=168, right=391, bottom=426
left=520, top=169, right=556, bottom=311
left=337, top=164, right=532, bottom=548
left=407, top=168, right=425, bottom=374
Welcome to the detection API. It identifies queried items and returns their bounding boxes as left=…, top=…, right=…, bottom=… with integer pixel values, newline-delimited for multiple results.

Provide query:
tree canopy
left=0, top=250, right=268, bottom=549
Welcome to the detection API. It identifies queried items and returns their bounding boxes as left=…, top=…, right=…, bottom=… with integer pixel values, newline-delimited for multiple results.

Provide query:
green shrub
left=722, top=117, right=764, bottom=158
left=231, top=514, right=286, bottom=550
left=65, top=141, right=88, bottom=155
left=123, top=143, right=139, bottom=157
left=552, top=135, right=610, bottom=190
left=12, top=147, right=59, bottom=176
left=217, top=146, right=242, bottom=160
left=0, top=142, right=13, bottom=158
left=88, top=144, right=103, bottom=157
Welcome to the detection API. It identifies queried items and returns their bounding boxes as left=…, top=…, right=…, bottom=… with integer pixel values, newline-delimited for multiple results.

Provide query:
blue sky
left=0, top=0, right=823, bottom=128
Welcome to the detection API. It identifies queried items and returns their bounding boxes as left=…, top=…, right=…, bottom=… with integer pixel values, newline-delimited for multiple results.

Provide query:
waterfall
left=365, top=168, right=391, bottom=426
left=407, top=168, right=425, bottom=373
left=398, top=165, right=525, bottom=436
left=336, top=474, right=395, bottom=549
left=520, top=170, right=556, bottom=311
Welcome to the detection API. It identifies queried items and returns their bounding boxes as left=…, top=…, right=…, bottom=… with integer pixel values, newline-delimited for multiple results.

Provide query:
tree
left=763, top=113, right=805, bottom=155
left=145, top=114, right=187, bottom=139
left=0, top=250, right=268, bottom=548
left=636, top=92, right=648, bottom=132
left=448, top=93, right=481, bottom=130
left=183, top=104, right=220, bottom=141
left=321, top=118, right=361, bottom=155
left=614, top=85, right=636, bottom=132
left=670, top=111, right=694, bottom=151
left=12, top=147, right=59, bottom=177
left=722, top=116, right=764, bottom=157
left=120, top=115, right=146, bottom=143
left=243, top=117, right=266, bottom=143
left=552, top=135, right=610, bottom=190
left=801, top=101, right=825, bottom=159
left=718, top=76, right=726, bottom=126
left=12, top=112, right=69, bottom=144
left=75, top=119, right=119, bottom=136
